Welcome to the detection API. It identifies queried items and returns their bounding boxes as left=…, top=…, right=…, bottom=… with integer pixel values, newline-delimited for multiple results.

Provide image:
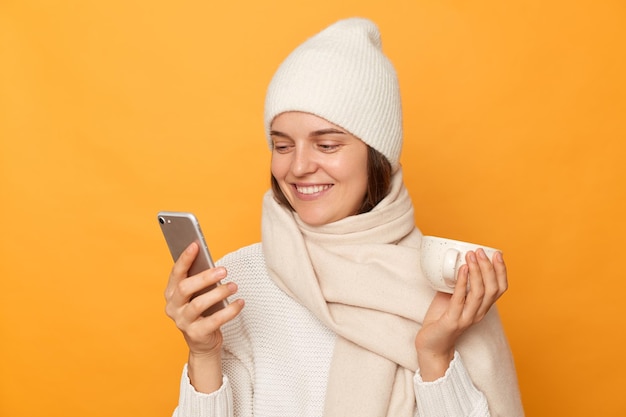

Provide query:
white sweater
left=173, top=243, right=490, bottom=417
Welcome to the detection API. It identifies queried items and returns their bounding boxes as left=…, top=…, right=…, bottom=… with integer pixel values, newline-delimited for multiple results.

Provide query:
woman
left=165, top=18, right=524, bottom=417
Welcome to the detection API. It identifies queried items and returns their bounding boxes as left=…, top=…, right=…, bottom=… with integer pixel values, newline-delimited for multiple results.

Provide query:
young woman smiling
left=270, top=112, right=371, bottom=226
left=164, top=18, right=524, bottom=417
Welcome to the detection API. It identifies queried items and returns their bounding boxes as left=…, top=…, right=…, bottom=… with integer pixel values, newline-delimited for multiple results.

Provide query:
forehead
left=270, top=111, right=347, bottom=133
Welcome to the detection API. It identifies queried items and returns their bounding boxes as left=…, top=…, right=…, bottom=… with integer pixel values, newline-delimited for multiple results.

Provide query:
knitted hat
left=264, top=18, right=403, bottom=168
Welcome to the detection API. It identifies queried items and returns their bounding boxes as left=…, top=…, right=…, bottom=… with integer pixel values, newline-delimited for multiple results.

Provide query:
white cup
left=420, top=236, right=500, bottom=293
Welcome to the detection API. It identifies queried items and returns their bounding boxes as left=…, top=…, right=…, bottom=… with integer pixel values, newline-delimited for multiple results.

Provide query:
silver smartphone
left=157, top=211, right=228, bottom=316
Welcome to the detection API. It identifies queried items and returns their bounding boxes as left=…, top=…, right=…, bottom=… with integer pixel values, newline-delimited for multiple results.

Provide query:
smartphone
left=157, top=211, right=228, bottom=316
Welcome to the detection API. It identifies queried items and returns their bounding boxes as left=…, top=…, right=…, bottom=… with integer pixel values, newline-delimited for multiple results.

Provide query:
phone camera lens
left=158, top=217, right=165, bottom=224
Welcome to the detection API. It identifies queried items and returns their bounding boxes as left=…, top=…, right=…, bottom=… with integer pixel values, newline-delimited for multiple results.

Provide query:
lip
left=291, top=183, right=333, bottom=200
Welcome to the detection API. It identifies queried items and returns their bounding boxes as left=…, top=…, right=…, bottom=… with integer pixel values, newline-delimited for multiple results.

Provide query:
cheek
left=354, top=170, right=369, bottom=201
left=270, top=155, right=285, bottom=179
left=353, top=152, right=370, bottom=200
left=271, top=156, right=293, bottom=199
left=345, top=150, right=369, bottom=186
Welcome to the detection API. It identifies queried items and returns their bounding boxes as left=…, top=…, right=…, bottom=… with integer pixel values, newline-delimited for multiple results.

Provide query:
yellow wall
left=1, top=1, right=624, bottom=415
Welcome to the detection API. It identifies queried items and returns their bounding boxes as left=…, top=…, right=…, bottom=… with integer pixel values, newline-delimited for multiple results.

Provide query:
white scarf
left=261, top=169, right=524, bottom=417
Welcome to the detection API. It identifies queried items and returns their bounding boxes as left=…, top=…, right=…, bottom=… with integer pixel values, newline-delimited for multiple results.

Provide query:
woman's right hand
left=164, top=242, right=244, bottom=392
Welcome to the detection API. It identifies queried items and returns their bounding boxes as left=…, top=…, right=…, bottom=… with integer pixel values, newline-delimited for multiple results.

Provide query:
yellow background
left=1, top=1, right=625, bottom=416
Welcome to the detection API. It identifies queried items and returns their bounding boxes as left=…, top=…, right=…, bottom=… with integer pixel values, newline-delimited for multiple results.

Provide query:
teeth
left=296, top=184, right=331, bottom=195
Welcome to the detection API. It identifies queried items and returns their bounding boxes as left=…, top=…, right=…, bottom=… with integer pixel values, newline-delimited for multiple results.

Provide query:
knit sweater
left=172, top=243, right=493, bottom=417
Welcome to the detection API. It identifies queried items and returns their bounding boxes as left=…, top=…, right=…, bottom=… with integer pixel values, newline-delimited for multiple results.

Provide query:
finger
left=492, top=251, right=509, bottom=295
left=183, top=298, right=246, bottom=344
left=179, top=267, right=227, bottom=298
left=474, top=248, right=500, bottom=318
left=200, top=298, right=246, bottom=329
left=448, top=264, right=470, bottom=320
left=461, top=251, right=485, bottom=322
left=476, top=249, right=499, bottom=298
left=165, top=242, right=198, bottom=300
left=184, top=280, right=237, bottom=321
left=172, top=242, right=199, bottom=279
left=173, top=266, right=227, bottom=308
left=173, top=275, right=235, bottom=331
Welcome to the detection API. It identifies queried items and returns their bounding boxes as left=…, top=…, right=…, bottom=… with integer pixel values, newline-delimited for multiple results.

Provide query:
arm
left=413, top=249, right=508, bottom=416
left=415, top=248, right=507, bottom=380
left=413, top=351, right=489, bottom=417
left=173, top=366, right=234, bottom=417
left=164, top=242, right=245, bottom=399
left=172, top=348, right=254, bottom=417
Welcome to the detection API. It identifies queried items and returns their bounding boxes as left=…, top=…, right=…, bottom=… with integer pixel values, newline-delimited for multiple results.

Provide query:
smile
left=295, top=184, right=332, bottom=195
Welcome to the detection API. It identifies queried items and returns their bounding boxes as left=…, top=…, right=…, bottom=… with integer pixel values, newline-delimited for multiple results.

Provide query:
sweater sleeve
left=172, top=346, right=255, bottom=417
left=414, top=351, right=490, bottom=417
left=172, top=364, right=234, bottom=417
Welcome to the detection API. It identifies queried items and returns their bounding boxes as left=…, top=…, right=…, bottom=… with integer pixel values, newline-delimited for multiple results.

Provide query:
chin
left=298, top=215, right=330, bottom=227
left=295, top=209, right=335, bottom=227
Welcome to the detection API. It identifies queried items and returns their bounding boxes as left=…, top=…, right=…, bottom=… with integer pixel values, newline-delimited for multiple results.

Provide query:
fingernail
left=477, top=248, right=487, bottom=259
left=227, top=282, right=237, bottom=293
left=495, top=251, right=504, bottom=263
left=468, top=251, right=477, bottom=262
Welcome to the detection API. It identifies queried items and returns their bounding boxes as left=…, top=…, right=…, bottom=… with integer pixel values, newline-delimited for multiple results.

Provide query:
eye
left=318, top=143, right=341, bottom=152
left=272, top=143, right=293, bottom=154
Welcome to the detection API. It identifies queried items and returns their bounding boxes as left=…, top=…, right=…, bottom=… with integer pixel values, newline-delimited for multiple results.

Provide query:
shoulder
left=215, top=243, right=276, bottom=299
left=216, top=243, right=265, bottom=273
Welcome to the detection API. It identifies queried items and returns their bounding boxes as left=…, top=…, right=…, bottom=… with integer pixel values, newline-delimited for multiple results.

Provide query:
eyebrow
left=310, top=128, right=347, bottom=137
left=269, top=128, right=347, bottom=138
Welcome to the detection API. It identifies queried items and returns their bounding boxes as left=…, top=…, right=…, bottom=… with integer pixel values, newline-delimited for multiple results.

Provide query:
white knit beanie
left=264, top=18, right=403, bottom=168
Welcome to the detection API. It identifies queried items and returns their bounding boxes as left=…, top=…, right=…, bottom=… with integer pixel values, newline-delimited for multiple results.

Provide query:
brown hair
left=271, top=145, right=393, bottom=215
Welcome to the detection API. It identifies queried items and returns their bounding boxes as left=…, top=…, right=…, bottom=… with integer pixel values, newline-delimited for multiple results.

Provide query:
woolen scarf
left=261, top=169, right=524, bottom=417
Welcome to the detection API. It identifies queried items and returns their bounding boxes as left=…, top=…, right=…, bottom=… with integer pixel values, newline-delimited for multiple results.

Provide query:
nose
left=291, top=145, right=318, bottom=176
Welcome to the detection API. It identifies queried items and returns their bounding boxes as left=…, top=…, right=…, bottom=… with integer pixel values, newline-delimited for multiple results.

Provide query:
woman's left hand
left=414, top=248, right=508, bottom=381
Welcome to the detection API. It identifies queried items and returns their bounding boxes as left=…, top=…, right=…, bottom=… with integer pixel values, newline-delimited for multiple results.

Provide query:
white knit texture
left=264, top=18, right=403, bottom=168
left=172, top=243, right=492, bottom=417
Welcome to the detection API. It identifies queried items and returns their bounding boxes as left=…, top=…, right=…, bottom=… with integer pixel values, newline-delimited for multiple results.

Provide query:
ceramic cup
left=420, top=235, right=500, bottom=293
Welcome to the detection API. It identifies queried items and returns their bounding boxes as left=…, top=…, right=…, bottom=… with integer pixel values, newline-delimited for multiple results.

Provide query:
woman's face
left=270, top=111, right=369, bottom=226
